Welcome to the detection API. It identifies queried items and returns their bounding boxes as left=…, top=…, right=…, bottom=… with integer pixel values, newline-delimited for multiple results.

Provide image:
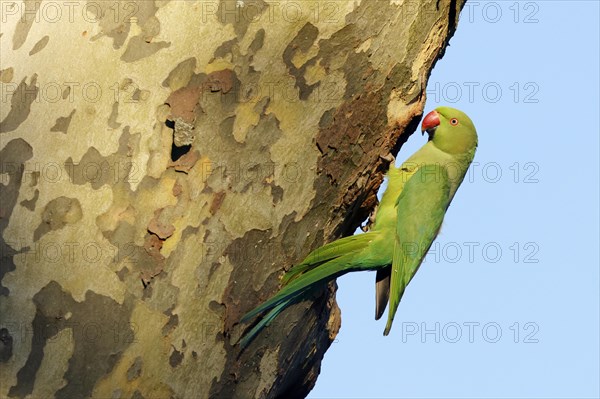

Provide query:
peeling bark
left=0, top=1, right=464, bottom=397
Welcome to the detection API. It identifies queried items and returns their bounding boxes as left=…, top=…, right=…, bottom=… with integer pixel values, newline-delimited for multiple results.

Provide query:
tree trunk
left=0, top=1, right=463, bottom=397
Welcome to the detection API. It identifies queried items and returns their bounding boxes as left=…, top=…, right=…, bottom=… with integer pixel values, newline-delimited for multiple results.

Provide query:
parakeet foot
left=362, top=201, right=379, bottom=232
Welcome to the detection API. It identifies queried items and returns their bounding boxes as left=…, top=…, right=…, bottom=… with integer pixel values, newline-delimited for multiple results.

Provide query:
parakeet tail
left=281, top=233, right=376, bottom=285
left=239, top=249, right=377, bottom=346
left=238, top=298, right=294, bottom=349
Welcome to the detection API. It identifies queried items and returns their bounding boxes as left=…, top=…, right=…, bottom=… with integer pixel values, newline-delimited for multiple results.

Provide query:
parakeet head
left=421, top=106, right=478, bottom=154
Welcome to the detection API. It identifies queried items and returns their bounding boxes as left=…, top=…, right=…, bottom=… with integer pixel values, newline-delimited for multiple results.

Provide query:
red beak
left=421, top=110, right=440, bottom=136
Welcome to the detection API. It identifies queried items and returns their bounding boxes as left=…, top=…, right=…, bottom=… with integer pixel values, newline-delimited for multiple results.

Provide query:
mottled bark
left=0, top=1, right=463, bottom=398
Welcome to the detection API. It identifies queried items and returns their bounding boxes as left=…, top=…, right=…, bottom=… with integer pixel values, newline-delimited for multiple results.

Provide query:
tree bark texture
left=0, top=0, right=464, bottom=398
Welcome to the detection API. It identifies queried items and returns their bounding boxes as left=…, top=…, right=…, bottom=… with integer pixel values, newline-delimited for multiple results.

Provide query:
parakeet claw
left=362, top=202, right=379, bottom=232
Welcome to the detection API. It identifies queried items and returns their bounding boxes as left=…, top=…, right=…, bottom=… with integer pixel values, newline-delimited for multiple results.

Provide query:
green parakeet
left=239, top=106, right=478, bottom=347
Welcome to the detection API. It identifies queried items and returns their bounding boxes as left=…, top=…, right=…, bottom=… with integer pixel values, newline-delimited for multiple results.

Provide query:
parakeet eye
left=450, top=118, right=459, bottom=126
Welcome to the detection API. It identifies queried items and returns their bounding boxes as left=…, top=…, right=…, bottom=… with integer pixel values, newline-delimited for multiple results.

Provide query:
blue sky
left=309, top=2, right=600, bottom=398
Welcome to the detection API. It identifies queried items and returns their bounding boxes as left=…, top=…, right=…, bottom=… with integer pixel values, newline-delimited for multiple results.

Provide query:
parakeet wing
left=384, top=164, right=451, bottom=335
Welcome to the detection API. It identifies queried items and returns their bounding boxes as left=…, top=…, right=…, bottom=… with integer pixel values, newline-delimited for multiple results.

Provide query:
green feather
left=238, top=299, right=294, bottom=349
left=281, top=232, right=377, bottom=285
left=241, top=244, right=381, bottom=324
left=384, top=164, right=450, bottom=335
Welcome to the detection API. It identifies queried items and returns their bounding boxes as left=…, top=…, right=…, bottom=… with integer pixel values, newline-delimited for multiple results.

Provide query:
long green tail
left=240, top=251, right=359, bottom=324
left=238, top=298, right=296, bottom=349
left=238, top=233, right=381, bottom=347
left=280, top=233, right=376, bottom=285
